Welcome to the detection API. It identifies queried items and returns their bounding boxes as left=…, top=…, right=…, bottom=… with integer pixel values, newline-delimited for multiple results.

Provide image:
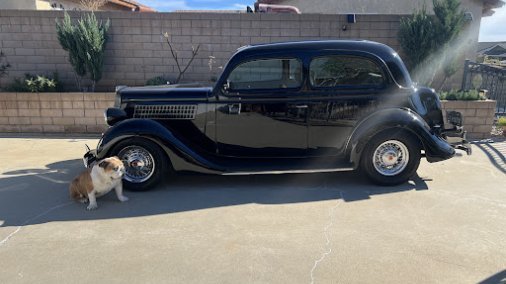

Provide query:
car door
left=307, top=54, right=389, bottom=157
left=215, top=57, right=309, bottom=157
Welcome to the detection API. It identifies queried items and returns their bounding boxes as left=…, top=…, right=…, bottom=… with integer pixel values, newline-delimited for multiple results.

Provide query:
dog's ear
left=98, top=160, right=110, bottom=169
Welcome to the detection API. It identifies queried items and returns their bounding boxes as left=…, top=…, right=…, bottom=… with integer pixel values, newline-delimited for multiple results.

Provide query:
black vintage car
left=84, top=40, right=470, bottom=190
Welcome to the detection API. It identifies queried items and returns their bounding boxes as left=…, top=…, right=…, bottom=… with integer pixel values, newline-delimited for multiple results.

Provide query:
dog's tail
left=69, top=180, right=86, bottom=201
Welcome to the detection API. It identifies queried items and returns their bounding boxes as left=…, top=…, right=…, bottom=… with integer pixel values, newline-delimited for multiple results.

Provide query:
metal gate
left=461, top=60, right=506, bottom=114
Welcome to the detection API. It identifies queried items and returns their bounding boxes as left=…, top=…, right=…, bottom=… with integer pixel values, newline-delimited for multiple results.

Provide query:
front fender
left=346, top=108, right=455, bottom=166
left=96, top=118, right=223, bottom=172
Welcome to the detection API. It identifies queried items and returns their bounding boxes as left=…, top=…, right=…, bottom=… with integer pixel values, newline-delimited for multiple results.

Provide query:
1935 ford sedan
left=84, top=40, right=471, bottom=190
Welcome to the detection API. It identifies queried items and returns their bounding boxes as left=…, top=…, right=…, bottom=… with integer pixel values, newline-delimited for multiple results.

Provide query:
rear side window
left=309, top=56, right=386, bottom=88
left=227, top=58, right=302, bottom=91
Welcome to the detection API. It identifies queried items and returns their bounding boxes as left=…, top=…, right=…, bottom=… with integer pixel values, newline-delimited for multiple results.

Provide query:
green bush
left=56, top=12, right=109, bottom=91
left=146, top=76, right=169, bottom=86
left=439, top=89, right=486, bottom=101
left=497, top=116, right=506, bottom=127
left=6, top=73, right=62, bottom=92
left=398, top=0, right=465, bottom=88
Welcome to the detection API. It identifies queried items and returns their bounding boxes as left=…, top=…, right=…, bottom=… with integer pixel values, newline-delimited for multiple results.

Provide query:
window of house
left=309, top=56, right=386, bottom=88
left=227, top=58, right=302, bottom=91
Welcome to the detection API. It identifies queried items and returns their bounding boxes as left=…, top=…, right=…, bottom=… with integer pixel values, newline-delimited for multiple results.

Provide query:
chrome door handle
left=294, top=104, right=308, bottom=109
left=228, top=103, right=241, bottom=114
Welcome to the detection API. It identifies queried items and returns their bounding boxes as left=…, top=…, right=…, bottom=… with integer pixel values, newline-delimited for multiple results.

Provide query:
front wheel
left=361, top=130, right=421, bottom=186
left=110, top=138, right=170, bottom=191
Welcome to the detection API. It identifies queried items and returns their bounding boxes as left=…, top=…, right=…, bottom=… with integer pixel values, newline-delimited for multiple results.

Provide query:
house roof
left=480, top=45, right=506, bottom=56
left=478, top=41, right=506, bottom=53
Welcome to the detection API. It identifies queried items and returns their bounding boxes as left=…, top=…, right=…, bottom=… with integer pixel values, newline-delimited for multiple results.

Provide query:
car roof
left=237, top=40, right=397, bottom=59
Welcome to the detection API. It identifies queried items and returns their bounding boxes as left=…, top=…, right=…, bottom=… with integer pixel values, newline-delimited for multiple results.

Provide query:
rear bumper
left=441, top=126, right=472, bottom=155
left=441, top=110, right=472, bottom=156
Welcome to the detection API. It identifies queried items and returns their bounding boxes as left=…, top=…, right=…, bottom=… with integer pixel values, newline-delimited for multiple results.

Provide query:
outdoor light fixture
left=347, top=14, right=356, bottom=23
left=464, top=12, right=474, bottom=22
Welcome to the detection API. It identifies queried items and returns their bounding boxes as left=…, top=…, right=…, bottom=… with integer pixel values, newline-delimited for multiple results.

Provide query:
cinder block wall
left=1, top=92, right=496, bottom=137
left=0, top=92, right=113, bottom=133
left=0, top=10, right=403, bottom=91
left=441, top=100, right=496, bottom=139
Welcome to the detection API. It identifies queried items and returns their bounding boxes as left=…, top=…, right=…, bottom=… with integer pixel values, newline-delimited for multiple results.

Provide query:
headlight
left=104, top=108, right=128, bottom=126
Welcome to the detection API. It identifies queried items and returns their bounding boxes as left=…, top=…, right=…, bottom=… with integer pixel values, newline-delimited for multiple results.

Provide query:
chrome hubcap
left=117, top=146, right=155, bottom=183
left=373, top=140, right=409, bottom=176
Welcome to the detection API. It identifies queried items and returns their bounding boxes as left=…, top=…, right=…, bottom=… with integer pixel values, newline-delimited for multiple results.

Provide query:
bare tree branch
left=80, top=0, right=108, bottom=11
left=163, top=32, right=200, bottom=84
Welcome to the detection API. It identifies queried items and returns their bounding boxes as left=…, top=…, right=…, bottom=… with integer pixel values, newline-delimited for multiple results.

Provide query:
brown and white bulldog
left=69, top=156, right=128, bottom=210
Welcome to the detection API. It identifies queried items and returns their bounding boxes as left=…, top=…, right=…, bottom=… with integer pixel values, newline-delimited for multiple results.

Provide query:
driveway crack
left=309, top=190, right=343, bottom=284
left=0, top=201, right=73, bottom=247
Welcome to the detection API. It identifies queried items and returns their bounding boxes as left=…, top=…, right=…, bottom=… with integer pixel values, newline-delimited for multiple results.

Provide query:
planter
left=440, top=100, right=497, bottom=140
left=0, top=92, right=115, bottom=133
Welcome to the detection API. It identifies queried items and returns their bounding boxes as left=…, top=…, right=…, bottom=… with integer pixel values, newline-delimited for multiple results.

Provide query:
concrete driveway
left=0, top=136, right=505, bottom=284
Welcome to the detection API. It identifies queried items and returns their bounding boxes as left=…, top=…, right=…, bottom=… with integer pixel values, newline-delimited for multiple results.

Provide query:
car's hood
left=118, top=84, right=213, bottom=102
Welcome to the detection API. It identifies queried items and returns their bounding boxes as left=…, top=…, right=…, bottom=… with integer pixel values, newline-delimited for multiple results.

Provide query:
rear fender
left=346, top=108, right=455, bottom=167
left=97, top=118, right=223, bottom=173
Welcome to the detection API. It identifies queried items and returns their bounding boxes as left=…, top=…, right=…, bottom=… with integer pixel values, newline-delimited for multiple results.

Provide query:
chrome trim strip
left=222, top=167, right=354, bottom=175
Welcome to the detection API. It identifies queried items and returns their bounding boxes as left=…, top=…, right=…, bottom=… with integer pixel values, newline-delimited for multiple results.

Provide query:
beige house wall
left=0, top=0, right=130, bottom=11
left=272, top=0, right=483, bottom=15
left=0, top=0, right=37, bottom=10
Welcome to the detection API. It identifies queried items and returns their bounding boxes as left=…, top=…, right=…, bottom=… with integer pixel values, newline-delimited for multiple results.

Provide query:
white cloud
left=479, top=5, right=506, bottom=42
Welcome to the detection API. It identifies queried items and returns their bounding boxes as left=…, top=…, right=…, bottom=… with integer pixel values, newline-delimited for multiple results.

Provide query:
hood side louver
left=133, top=104, right=197, bottom=120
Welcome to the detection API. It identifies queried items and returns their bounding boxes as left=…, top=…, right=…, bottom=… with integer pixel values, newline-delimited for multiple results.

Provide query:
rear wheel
left=110, top=138, right=170, bottom=191
left=361, top=130, right=421, bottom=186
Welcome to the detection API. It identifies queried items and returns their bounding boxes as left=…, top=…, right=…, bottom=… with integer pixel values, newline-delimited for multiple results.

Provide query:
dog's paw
left=118, top=195, right=129, bottom=202
left=86, top=203, right=98, bottom=210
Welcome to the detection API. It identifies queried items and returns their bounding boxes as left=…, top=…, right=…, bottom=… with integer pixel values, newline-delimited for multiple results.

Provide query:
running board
left=222, top=167, right=354, bottom=176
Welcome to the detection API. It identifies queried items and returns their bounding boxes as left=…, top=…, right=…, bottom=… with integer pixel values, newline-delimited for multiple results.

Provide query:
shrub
left=497, top=116, right=506, bottom=127
left=146, top=76, right=169, bottom=86
left=6, top=73, right=62, bottom=93
left=439, top=89, right=486, bottom=101
left=398, top=0, right=465, bottom=89
left=0, top=50, right=10, bottom=79
left=56, top=12, right=109, bottom=91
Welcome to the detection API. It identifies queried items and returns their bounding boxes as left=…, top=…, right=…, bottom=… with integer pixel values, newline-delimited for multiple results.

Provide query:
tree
left=80, top=0, right=108, bottom=11
left=0, top=50, right=11, bottom=90
left=163, top=32, right=200, bottom=84
left=56, top=12, right=110, bottom=91
left=75, top=13, right=110, bottom=91
left=398, top=5, right=435, bottom=68
left=398, top=0, right=465, bottom=90
left=56, top=13, right=86, bottom=90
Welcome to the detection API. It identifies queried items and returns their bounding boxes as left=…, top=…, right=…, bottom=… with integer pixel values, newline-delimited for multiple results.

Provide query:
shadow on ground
left=0, top=158, right=429, bottom=227
left=478, top=269, right=506, bottom=284
left=474, top=139, right=506, bottom=174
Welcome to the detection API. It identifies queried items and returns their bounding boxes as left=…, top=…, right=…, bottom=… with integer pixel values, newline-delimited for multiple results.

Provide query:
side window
left=309, top=56, right=386, bottom=88
left=227, top=58, right=302, bottom=91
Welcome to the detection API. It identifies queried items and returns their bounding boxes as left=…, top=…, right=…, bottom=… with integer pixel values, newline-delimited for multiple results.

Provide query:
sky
left=479, top=5, right=506, bottom=42
left=141, top=0, right=506, bottom=42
